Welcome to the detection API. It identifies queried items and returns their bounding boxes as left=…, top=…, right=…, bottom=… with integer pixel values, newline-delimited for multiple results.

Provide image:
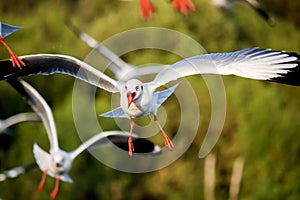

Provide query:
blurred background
left=0, top=0, right=299, bottom=199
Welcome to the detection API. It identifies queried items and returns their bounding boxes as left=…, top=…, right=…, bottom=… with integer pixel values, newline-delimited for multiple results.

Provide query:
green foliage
left=0, top=0, right=300, bottom=199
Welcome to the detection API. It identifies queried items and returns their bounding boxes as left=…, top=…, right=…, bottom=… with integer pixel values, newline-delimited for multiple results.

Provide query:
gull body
left=1, top=47, right=299, bottom=156
left=8, top=79, right=160, bottom=199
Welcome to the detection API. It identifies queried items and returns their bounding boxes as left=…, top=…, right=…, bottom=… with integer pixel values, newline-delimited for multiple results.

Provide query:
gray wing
left=0, top=54, right=120, bottom=93
left=3, top=112, right=40, bottom=128
left=7, top=79, right=59, bottom=151
left=150, top=48, right=300, bottom=90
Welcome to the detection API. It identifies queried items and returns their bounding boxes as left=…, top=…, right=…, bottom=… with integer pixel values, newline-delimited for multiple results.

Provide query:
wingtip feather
left=268, top=51, right=300, bottom=86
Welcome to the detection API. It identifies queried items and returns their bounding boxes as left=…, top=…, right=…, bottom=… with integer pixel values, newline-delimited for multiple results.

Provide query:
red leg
left=50, top=176, right=60, bottom=199
left=154, top=115, right=174, bottom=149
left=0, top=37, right=25, bottom=68
left=38, top=170, right=48, bottom=192
left=128, top=119, right=135, bottom=156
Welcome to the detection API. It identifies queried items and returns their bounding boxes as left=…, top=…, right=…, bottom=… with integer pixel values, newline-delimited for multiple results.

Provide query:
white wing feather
left=18, top=80, right=59, bottom=151
left=3, top=54, right=120, bottom=93
left=150, top=48, right=298, bottom=89
left=33, top=144, right=52, bottom=173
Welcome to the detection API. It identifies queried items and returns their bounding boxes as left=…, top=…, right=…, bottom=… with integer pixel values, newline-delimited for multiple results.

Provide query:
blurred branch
left=229, top=157, right=245, bottom=200
left=204, top=153, right=216, bottom=200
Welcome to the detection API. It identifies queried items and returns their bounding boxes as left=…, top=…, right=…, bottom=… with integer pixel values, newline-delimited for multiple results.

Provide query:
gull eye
left=135, top=86, right=139, bottom=91
left=125, top=86, right=127, bottom=90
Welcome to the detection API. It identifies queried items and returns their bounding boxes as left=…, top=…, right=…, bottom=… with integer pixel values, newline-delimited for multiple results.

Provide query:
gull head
left=125, top=79, right=144, bottom=107
left=51, top=150, right=72, bottom=175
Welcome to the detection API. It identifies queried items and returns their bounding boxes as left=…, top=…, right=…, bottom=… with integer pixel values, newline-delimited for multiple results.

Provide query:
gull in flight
left=0, top=112, right=40, bottom=134
left=210, top=0, right=275, bottom=26
left=7, top=79, right=160, bottom=199
left=0, top=162, right=37, bottom=182
left=1, top=47, right=299, bottom=156
left=65, top=21, right=166, bottom=81
left=0, top=22, right=26, bottom=68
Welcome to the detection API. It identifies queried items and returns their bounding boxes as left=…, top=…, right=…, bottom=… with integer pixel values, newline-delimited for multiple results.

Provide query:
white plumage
left=1, top=47, right=299, bottom=156
left=8, top=79, right=161, bottom=199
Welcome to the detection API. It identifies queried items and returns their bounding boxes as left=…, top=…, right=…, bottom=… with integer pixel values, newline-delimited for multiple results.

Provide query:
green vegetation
left=0, top=0, right=299, bottom=199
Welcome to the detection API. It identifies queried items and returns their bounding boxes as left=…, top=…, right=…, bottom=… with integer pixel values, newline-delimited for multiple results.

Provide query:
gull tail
left=59, top=173, right=73, bottom=183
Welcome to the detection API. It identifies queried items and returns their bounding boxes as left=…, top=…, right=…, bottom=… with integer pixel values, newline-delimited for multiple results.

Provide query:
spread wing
left=0, top=54, right=120, bottom=93
left=150, top=47, right=300, bottom=90
left=7, top=79, right=59, bottom=151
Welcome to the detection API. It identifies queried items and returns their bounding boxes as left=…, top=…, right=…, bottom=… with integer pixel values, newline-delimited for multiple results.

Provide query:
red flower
left=140, top=0, right=155, bottom=19
left=172, top=0, right=196, bottom=15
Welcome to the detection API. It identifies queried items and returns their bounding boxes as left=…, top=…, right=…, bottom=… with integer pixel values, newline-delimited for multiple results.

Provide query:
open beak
left=127, top=92, right=136, bottom=107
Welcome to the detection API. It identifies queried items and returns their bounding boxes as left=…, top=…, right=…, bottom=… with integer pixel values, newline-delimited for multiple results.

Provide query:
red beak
left=127, top=92, right=136, bottom=107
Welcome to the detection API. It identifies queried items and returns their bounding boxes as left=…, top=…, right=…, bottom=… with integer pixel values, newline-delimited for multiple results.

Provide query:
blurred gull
left=0, top=162, right=37, bottom=182
left=8, top=79, right=160, bottom=199
left=0, top=22, right=25, bottom=68
left=211, top=0, right=275, bottom=26
left=1, top=47, right=299, bottom=156
left=65, top=21, right=166, bottom=81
